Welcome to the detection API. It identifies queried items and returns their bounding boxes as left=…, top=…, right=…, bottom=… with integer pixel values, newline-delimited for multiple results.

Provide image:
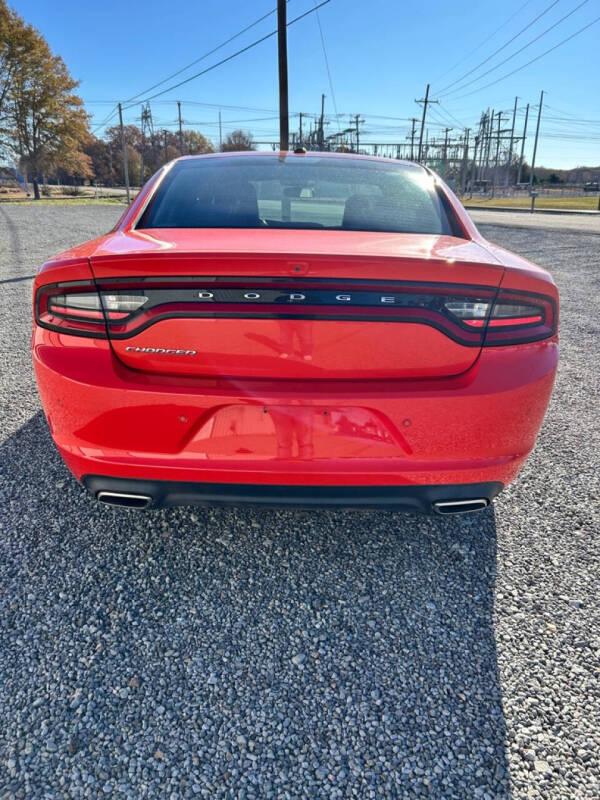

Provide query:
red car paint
left=32, top=152, right=558, bottom=511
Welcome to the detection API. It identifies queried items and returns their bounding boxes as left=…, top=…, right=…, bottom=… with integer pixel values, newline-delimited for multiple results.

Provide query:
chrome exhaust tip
left=96, top=491, right=152, bottom=509
left=433, top=498, right=489, bottom=515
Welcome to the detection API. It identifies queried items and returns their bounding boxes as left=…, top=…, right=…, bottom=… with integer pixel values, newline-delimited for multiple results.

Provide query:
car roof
left=171, top=150, right=427, bottom=171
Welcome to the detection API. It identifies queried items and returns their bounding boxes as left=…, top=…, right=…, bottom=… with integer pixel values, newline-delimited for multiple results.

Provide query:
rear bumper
left=33, top=327, right=558, bottom=495
left=83, top=475, right=503, bottom=513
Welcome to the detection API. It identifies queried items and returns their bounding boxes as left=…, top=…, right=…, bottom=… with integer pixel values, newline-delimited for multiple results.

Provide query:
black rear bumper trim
left=82, top=475, right=503, bottom=513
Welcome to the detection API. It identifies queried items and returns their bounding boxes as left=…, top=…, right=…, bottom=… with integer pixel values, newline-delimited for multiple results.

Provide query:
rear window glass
left=139, top=155, right=462, bottom=236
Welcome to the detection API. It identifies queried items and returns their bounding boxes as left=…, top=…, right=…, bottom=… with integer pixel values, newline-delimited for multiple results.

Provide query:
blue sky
left=11, top=0, right=600, bottom=168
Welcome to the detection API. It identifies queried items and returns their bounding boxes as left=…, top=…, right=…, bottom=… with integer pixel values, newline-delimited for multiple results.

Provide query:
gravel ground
left=0, top=205, right=598, bottom=799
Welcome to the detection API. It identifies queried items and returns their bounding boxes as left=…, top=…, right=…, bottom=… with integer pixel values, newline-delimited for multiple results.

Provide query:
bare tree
left=221, top=129, right=255, bottom=152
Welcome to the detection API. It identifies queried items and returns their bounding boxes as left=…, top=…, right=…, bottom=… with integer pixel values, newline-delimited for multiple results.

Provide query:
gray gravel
left=0, top=204, right=598, bottom=799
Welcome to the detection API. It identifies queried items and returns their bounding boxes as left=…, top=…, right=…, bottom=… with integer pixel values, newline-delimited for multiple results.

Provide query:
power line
left=431, top=0, right=536, bottom=86
left=544, top=103, right=597, bottom=119
left=152, top=115, right=284, bottom=127
left=544, top=105, right=600, bottom=123
left=450, top=14, right=600, bottom=100
left=427, top=105, right=455, bottom=129
left=436, top=103, right=468, bottom=129
left=90, top=107, right=445, bottom=137
left=124, top=4, right=285, bottom=105
left=436, top=0, right=560, bottom=95
left=90, top=105, right=118, bottom=134
left=122, top=1, right=332, bottom=110
left=313, top=0, right=340, bottom=122
left=440, top=0, right=591, bottom=99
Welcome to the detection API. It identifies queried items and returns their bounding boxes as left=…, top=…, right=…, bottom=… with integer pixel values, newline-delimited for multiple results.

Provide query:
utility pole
left=163, top=130, right=168, bottom=162
left=353, top=113, right=363, bottom=153
left=483, top=108, right=494, bottom=184
left=299, top=112, right=303, bottom=145
left=218, top=111, right=222, bottom=151
left=442, top=127, right=452, bottom=174
left=529, top=90, right=544, bottom=211
left=409, top=118, right=417, bottom=161
left=460, top=128, right=470, bottom=193
left=117, top=102, right=130, bottom=204
left=471, top=113, right=484, bottom=185
left=145, top=103, right=156, bottom=169
left=319, top=94, right=326, bottom=150
left=478, top=110, right=488, bottom=181
left=177, top=101, right=184, bottom=155
left=416, top=84, right=438, bottom=162
left=517, top=103, right=530, bottom=184
left=277, top=0, right=289, bottom=151
left=493, top=111, right=503, bottom=190
left=505, top=96, right=518, bottom=187
left=140, top=104, right=145, bottom=186
left=469, top=131, right=480, bottom=191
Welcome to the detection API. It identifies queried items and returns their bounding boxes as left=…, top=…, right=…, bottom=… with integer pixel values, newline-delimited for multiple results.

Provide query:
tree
left=182, top=129, right=214, bottom=155
left=95, top=125, right=216, bottom=187
left=104, top=124, right=145, bottom=185
left=0, top=1, right=14, bottom=120
left=4, top=9, right=91, bottom=198
left=105, top=123, right=142, bottom=153
left=157, top=129, right=181, bottom=164
left=518, top=163, right=531, bottom=184
left=0, top=1, right=37, bottom=155
left=221, top=129, right=255, bottom=152
left=83, top=136, right=116, bottom=185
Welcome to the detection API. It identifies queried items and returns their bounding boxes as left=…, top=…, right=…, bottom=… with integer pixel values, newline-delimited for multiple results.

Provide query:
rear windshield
left=139, top=155, right=462, bottom=236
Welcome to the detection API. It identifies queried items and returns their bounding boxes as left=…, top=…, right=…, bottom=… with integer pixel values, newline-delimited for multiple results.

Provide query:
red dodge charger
left=32, top=152, right=558, bottom=513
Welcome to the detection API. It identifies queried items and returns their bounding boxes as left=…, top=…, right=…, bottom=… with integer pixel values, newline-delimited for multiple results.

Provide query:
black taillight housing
left=35, top=281, right=147, bottom=338
left=444, top=288, right=556, bottom=345
left=35, top=279, right=557, bottom=345
left=485, top=289, right=557, bottom=345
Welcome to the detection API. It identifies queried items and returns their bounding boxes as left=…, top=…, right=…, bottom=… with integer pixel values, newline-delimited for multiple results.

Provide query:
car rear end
left=32, top=153, right=558, bottom=513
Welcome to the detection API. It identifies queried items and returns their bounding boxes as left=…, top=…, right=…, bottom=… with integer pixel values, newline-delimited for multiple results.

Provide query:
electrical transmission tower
left=140, top=103, right=155, bottom=185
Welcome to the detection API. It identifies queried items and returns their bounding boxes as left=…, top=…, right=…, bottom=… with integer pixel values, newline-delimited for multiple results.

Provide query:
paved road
left=467, top=207, right=600, bottom=234
left=0, top=205, right=598, bottom=799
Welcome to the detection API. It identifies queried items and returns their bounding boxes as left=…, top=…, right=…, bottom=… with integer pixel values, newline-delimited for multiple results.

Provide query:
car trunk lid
left=90, top=229, right=504, bottom=380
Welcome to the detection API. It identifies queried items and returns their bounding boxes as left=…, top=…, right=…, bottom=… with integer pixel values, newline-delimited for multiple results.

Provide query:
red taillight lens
left=444, top=290, right=556, bottom=344
left=484, top=289, right=556, bottom=345
left=36, top=279, right=556, bottom=346
left=36, top=282, right=147, bottom=337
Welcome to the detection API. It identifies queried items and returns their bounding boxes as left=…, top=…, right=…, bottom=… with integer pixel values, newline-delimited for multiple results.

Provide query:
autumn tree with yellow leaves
left=0, top=0, right=91, bottom=198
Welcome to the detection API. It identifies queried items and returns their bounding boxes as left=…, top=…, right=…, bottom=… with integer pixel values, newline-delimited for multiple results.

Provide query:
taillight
left=443, top=300, right=491, bottom=324
left=485, top=289, right=556, bottom=345
left=35, top=282, right=147, bottom=337
left=35, top=278, right=556, bottom=345
left=444, top=289, right=556, bottom=345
